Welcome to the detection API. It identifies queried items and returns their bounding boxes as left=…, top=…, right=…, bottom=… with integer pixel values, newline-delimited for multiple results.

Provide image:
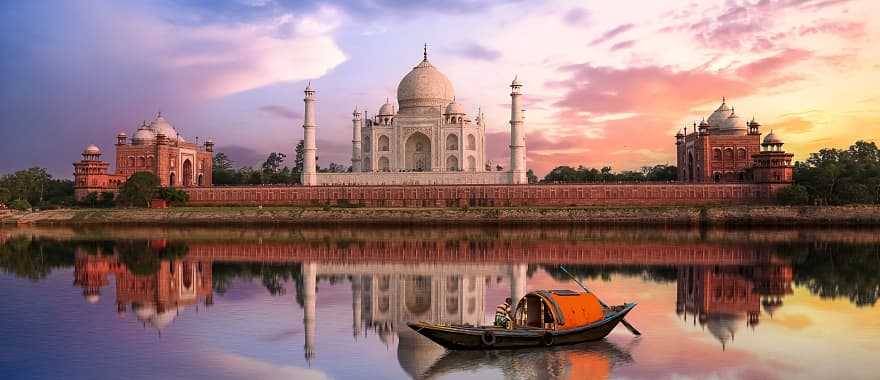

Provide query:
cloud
left=259, top=105, right=302, bottom=120
left=562, top=7, right=590, bottom=27
left=590, top=24, right=634, bottom=46
left=609, top=40, right=636, bottom=51
left=447, top=42, right=502, bottom=61
left=734, top=49, right=812, bottom=80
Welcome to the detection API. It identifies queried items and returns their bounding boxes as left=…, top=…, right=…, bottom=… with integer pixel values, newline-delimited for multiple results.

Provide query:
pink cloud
left=734, top=49, right=812, bottom=79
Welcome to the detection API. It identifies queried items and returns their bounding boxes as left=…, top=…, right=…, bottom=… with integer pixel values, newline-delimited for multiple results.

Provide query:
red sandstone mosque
left=675, top=98, right=793, bottom=184
left=73, top=113, right=214, bottom=200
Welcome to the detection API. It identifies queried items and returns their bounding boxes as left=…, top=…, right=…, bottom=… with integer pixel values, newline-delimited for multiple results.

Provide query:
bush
left=776, top=185, right=810, bottom=205
left=99, top=192, right=115, bottom=208
left=82, top=192, right=99, bottom=207
left=0, top=187, right=10, bottom=204
left=156, top=187, right=189, bottom=205
left=9, top=198, right=32, bottom=211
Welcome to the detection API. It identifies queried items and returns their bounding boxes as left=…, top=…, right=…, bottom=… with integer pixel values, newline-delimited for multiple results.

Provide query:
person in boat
left=494, top=297, right=513, bottom=329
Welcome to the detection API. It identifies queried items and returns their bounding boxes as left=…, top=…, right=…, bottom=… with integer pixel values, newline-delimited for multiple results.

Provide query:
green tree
left=82, top=192, right=99, bottom=207
left=117, top=172, right=160, bottom=207
left=0, top=167, right=51, bottom=205
left=642, top=164, right=677, bottom=181
left=9, top=199, right=31, bottom=211
left=156, top=187, right=189, bottom=205
left=0, top=187, right=11, bottom=204
left=526, top=169, right=538, bottom=184
left=776, top=184, right=810, bottom=205
left=793, top=140, right=880, bottom=204
left=212, top=152, right=239, bottom=185
left=99, top=192, right=116, bottom=208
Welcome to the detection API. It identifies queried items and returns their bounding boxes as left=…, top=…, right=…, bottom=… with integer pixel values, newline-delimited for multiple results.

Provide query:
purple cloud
left=259, top=105, right=301, bottom=120
left=563, top=7, right=590, bottom=27
left=447, top=42, right=502, bottom=61
left=590, top=23, right=635, bottom=46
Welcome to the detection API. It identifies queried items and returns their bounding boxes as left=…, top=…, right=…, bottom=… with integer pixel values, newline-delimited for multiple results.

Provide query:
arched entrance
left=405, top=132, right=431, bottom=171
left=182, top=159, right=193, bottom=186
left=446, top=155, right=459, bottom=171
left=169, top=172, right=176, bottom=187
left=197, top=174, right=203, bottom=186
left=404, top=276, right=432, bottom=316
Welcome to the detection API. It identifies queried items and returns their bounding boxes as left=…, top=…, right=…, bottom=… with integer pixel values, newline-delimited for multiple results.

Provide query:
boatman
left=494, top=297, right=513, bottom=329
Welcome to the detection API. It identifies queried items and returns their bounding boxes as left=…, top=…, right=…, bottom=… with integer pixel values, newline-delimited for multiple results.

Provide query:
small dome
left=117, top=132, right=127, bottom=138
left=706, top=98, right=732, bottom=127
left=86, top=295, right=100, bottom=304
left=132, top=121, right=156, bottom=145
left=150, top=112, right=179, bottom=140
left=83, top=145, right=101, bottom=155
left=378, top=99, right=396, bottom=116
left=445, top=99, right=464, bottom=115
left=763, top=130, right=783, bottom=145
left=397, top=55, right=454, bottom=110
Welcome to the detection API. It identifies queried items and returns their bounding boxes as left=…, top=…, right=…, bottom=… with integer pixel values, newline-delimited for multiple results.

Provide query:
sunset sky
left=2, top=0, right=878, bottom=177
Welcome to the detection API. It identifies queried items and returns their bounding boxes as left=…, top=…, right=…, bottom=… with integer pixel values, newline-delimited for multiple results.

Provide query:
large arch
left=446, top=155, right=459, bottom=171
left=182, top=159, right=193, bottom=186
left=405, top=132, right=431, bottom=171
left=405, top=276, right=432, bottom=315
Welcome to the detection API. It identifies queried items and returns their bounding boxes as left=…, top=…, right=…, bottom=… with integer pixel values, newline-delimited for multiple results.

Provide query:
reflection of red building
left=73, top=248, right=213, bottom=330
left=676, top=263, right=793, bottom=349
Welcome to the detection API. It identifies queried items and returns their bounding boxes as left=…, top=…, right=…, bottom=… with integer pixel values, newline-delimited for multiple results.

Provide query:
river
left=0, top=226, right=878, bottom=379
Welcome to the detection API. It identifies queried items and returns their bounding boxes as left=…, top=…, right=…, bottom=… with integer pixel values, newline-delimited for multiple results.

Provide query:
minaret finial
left=423, top=43, right=428, bottom=60
left=722, top=96, right=726, bottom=103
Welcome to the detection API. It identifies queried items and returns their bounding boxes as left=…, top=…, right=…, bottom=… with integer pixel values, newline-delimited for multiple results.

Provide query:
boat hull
left=408, top=303, right=636, bottom=350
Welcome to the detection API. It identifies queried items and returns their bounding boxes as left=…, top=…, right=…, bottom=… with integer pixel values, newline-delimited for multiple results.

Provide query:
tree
left=776, top=185, right=810, bottom=205
left=642, top=164, right=677, bottom=181
left=156, top=187, right=189, bottom=205
left=0, top=187, right=10, bottom=204
left=9, top=199, right=31, bottom=211
left=82, top=192, right=99, bottom=207
left=262, top=152, right=287, bottom=174
left=99, top=192, right=116, bottom=208
left=212, top=152, right=239, bottom=185
left=526, top=169, right=538, bottom=184
left=0, top=167, right=50, bottom=206
left=117, top=172, right=159, bottom=207
left=793, top=140, right=880, bottom=204
left=294, top=140, right=305, bottom=174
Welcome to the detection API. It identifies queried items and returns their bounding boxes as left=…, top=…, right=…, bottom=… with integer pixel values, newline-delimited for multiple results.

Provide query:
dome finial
left=722, top=96, right=726, bottom=104
left=423, top=43, right=428, bottom=61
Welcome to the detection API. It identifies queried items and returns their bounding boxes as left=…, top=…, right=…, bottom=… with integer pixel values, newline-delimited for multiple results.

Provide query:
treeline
left=778, top=140, right=880, bottom=205
left=0, top=167, right=74, bottom=210
left=541, top=164, right=677, bottom=183
left=213, top=140, right=349, bottom=186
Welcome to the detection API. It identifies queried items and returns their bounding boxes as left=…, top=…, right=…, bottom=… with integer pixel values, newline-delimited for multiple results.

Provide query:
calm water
left=0, top=226, right=878, bottom=380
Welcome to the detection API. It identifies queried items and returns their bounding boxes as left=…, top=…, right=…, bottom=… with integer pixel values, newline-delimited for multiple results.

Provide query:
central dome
left=397, top=57, right=454, bottom=110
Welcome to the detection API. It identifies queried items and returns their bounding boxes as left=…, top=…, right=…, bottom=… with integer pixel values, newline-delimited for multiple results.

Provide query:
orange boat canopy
left=514, top=290, right=604, bottom=329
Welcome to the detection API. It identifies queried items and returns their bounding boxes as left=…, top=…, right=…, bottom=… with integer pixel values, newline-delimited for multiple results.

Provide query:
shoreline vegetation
left=2, top=205, right=879, bottom=226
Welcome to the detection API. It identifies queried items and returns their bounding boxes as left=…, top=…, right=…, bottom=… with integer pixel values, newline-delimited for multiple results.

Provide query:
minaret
left=303, top=262, right=317, bottom=364
left=351, top=108, right=362, bottom=172
left=509, top=76, right=527, bottom=184
left=302, top=82, right=318, bottom=186
left=351, top=276, right=363, bottom=339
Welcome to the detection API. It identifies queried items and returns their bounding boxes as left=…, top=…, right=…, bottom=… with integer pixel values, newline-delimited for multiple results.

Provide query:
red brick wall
left=184, top=183, right=782, bottom=207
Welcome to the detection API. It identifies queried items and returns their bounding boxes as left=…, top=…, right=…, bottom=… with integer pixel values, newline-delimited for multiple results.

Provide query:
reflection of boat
left=421, top=340, right=634, bottom=380
left=408, top=290, right=636, bottom=350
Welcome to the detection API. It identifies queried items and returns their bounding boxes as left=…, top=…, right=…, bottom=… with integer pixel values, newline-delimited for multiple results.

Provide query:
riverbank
left=1, top=205, right=879, bottom=226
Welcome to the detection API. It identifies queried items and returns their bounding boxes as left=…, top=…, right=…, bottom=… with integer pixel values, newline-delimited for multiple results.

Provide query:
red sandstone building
left=73, top=113, right=214, bottom=201
left=676, top=98, right=793, bottom=184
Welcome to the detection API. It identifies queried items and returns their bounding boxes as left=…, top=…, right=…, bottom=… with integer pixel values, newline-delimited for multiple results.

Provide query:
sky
left=1, top=0, right=879, bottom=178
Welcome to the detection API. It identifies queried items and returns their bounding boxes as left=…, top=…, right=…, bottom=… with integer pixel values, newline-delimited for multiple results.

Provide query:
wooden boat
left=408, top=290, right=636, bottom=350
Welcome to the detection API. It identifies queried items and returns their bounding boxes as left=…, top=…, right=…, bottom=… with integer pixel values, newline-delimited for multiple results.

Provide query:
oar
left=559, top=265, right=641, bottom=336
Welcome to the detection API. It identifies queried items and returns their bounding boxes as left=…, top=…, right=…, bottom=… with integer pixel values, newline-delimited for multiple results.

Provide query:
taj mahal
left=300, top=46, right=528, bottom=186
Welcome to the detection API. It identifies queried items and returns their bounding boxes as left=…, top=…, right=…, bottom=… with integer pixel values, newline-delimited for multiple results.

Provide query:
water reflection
left=2, top=226, right=879, bottom=379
